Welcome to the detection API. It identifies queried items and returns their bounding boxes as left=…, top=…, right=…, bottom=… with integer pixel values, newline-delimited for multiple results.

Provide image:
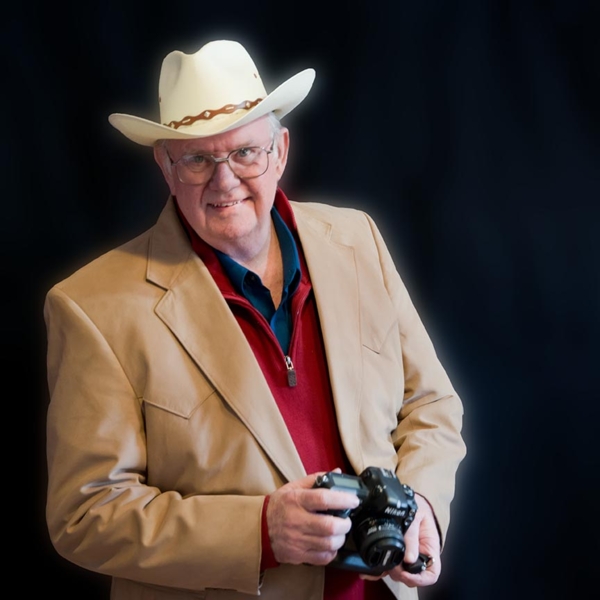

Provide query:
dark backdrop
left=6, top=1, right=599, bottom=598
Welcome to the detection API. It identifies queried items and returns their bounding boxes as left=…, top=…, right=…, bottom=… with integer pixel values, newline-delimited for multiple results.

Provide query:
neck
left=235, top=221, right=284, bottom=308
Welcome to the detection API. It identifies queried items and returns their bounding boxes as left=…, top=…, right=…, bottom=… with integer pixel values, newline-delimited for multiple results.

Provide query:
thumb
left=402, top=517, right=421, bottom=565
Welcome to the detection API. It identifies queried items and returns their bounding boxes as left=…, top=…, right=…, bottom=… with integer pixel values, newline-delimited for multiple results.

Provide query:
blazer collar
left=291, top=202, right=364, bottom=471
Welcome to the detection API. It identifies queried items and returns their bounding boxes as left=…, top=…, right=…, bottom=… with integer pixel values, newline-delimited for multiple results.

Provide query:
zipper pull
left=285, top=356, right=297, bottom=387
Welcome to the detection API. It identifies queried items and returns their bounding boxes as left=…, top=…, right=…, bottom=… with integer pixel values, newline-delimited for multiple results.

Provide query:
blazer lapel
left=146, top=199, right=306, bottom=483
left=293, top=204, right=365, bottom=471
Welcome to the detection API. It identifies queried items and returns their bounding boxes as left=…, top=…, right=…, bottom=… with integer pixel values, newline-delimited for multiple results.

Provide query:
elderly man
left=44, top=39, right=466, bottom=600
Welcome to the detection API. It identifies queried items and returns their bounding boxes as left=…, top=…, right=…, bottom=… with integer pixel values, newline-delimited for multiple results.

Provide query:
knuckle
left=319, top=538, right=336, bottom=552
left=310, top=513, right=333, bottom=535
left=321, top=517, right=338, bottom=537
left=325, top=536, right=344, bottom=552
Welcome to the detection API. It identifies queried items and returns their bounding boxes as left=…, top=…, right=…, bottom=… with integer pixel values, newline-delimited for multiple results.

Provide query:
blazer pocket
left=362, top=315, right=398, bottom=354
left=142, top=369, right=217, bottom=419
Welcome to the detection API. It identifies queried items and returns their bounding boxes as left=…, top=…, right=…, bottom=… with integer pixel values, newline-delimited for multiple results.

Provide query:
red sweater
left=176, top=190, right=395, bottom=600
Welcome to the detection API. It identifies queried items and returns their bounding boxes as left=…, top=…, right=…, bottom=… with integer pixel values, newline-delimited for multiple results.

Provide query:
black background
left=6, top=1, right=599, bottom=598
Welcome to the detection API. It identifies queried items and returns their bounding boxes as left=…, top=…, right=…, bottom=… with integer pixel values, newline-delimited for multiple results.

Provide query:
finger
left=301, top=488, right=360, bottom=514
left=295, top=510, right=353, bottom=538
left=300, top=548, right=339, bottom=566
left=323, top=513, right=353, bottom=537
left=401, top=514, right=421, bottom=564
left=304, top=532, right=348, bottom=554
left=269, top=496, right=352, bottom=541
left=274, top=528, right=349, bottom=566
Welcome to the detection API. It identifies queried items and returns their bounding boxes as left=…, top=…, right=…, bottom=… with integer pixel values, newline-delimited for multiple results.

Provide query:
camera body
left=313, top=466, right=419, bottom=575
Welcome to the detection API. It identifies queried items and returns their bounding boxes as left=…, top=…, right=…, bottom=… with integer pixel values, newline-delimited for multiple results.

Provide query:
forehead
left=166, top=116, right=271, bottom=155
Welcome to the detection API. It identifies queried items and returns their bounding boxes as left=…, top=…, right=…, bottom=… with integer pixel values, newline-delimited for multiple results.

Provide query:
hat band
left=164, top=98, right=264, bottom=130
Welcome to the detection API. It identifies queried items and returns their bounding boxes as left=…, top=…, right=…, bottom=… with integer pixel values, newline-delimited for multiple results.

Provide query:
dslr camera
left=313, top=466, right=430, bottom=575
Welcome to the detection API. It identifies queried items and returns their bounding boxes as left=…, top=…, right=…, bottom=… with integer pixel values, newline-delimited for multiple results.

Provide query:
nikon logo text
left=384, top=506, right=405, bottom=516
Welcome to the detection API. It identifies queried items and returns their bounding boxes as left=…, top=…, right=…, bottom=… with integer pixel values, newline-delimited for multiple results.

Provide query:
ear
left=274, top=127, right=290, bottom=181
left=153, top=142, right=178, bottom=196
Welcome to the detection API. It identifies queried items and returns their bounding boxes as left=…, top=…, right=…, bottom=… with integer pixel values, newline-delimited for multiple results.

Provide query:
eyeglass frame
left=165, top=137, right=275, bottom=186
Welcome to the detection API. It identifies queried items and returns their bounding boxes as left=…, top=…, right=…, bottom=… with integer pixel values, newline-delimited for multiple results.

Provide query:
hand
left=266, top=471, right=360, bottom=566
left=360, top=493, right=441, bottom=587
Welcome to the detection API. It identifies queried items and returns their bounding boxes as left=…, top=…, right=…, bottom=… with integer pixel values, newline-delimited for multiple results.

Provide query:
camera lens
left=353, top=518, right=406, bottom=570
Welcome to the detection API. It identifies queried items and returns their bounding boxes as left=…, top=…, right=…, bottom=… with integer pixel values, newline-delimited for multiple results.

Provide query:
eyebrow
left=182, top=140, right=260, bottom=156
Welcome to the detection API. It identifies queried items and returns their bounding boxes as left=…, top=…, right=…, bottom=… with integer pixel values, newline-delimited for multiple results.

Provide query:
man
left=44, top=39, right=466, bottom=600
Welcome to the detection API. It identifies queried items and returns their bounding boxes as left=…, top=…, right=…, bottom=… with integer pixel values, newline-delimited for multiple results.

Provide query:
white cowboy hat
left=108, top=40, right=316, bottom=146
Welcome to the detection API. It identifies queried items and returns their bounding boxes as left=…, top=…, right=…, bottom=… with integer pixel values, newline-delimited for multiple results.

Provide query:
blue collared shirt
left=214, top=207, right=301, bottom=354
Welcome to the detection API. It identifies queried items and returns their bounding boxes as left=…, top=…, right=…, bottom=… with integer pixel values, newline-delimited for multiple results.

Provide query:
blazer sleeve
left=44, top=285, right=265, bottom=595
left=362, top=211, right=467, bottom=548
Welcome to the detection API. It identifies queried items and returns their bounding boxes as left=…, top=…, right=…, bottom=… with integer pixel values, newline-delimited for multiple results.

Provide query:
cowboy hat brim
left=108, top=69, right=316, bottom=146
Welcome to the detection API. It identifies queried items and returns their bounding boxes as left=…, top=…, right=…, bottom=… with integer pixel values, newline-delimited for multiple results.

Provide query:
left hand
left=360, top=492, right=441, bottom=587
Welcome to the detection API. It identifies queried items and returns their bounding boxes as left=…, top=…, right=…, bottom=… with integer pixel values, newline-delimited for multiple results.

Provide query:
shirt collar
left=214, top=206, right=301, bottom=299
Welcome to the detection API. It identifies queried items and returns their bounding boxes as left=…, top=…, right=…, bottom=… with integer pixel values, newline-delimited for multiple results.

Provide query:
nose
left=207, top=158, right=239, bottom=191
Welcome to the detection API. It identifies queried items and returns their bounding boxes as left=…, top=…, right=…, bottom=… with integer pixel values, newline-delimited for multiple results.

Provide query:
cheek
left=175, top=188, right=206, bottom=225
left=170, top=176, right=189, bottom=199
left=251, top=174, right=280, bottom=212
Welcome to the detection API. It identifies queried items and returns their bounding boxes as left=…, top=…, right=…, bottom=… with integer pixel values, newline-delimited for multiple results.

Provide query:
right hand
left=266, top=471, right=359, bottom=566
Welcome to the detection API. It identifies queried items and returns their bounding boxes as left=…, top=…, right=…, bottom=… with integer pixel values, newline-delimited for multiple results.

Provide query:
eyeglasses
left=167, top=139, right=274, bottom=186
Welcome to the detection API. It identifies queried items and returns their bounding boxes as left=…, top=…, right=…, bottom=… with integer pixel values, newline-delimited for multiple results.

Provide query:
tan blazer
left=45, top=197, right=466, bottom=600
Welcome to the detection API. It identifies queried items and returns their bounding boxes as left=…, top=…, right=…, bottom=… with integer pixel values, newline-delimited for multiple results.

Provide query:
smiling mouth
left=208, top=199, right=245, bottom=209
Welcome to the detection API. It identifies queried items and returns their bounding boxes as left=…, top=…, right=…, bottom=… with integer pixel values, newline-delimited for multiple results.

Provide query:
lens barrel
left=354, top=518, right=406, bottom=569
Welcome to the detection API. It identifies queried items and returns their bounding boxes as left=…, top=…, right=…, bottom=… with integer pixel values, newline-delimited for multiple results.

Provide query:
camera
left=313, top=466, right=430, bottom=575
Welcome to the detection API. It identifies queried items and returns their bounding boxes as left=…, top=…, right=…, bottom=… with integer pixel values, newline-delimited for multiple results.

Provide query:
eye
left=234, top=147, right=259, bottom=162
left=180, top=154, right=210, bottom=172
left=186, top=154, right=208, bottom=165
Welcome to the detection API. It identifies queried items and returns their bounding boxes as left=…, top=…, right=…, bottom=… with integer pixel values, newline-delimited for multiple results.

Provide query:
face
left=154, top=116, right=289, bottom=260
